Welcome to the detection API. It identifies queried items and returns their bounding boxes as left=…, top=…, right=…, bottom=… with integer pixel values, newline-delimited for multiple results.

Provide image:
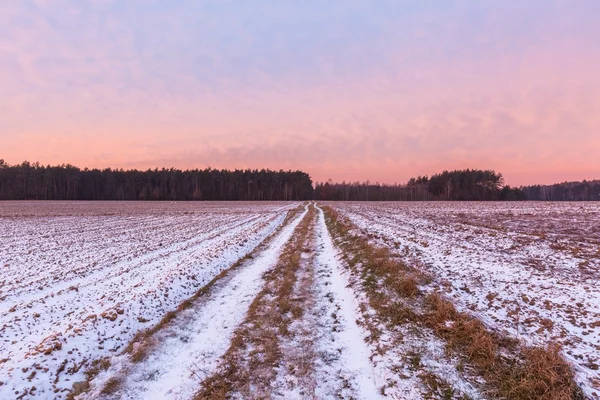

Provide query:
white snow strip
left=87, top=205, right=309, bottom=400
left=313, top=205, right=385, bottom=400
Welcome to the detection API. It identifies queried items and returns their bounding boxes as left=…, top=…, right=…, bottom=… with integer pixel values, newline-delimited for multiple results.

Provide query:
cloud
left=1, top=0, right=599, bottom=186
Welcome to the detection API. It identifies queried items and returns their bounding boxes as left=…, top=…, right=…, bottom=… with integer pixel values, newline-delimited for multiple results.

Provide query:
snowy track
left=268, top=206, right=384, bottom=399
left=87, top=205, right=309, bottom=399
left=311, top=205, right=383, bottom=399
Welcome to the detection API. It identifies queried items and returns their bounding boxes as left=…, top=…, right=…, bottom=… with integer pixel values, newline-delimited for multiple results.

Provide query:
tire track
left=86, top=205, right=309, bottom=399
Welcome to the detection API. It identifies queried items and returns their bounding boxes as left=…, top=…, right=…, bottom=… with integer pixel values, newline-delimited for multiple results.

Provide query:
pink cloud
left=1, top=1, right=599, bottom=186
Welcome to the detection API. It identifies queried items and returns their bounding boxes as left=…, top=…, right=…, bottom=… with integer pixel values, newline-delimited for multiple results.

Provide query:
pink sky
left=1, top=1, right=599, bottom=186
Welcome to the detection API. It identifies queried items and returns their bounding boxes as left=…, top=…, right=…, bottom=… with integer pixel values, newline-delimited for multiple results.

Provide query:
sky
left=1, top=1, right=599, bottom=185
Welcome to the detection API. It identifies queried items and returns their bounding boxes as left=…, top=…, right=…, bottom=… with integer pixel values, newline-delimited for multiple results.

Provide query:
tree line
left=314, top=169, right=527, bottom=201
left=1, top=161, right=597, bottom=201
left=0, top=160, right=313, bottom=201
left=521, top=180, right=600, bottom=201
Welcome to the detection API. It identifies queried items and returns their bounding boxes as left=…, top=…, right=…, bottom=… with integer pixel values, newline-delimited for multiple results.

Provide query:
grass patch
left=100, top=376, right=122, bottom=395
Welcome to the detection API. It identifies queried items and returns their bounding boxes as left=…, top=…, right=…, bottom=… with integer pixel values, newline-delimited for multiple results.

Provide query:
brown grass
left=501, top=344, right=584, bottom=400
left=65, top=358, right=110, bottom=400
left=100, top=376, right=122, bottom=395
left=419, top=370, right=464, bottom=400
left=425, top=293, right=499, bottom=373
left=321, top=205, right=583, bottom=400
left=196, top=204, right=315, bottom=399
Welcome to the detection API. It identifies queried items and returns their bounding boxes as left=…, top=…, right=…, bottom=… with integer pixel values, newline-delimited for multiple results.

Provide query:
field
left=334, top=202, right=600, bottom=399
left=0, top=201, right=598, bottom=399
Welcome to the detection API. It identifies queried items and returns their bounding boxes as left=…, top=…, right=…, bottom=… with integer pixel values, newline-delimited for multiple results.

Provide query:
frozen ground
left=1, top=201, right=595, bottom=399
left=0, top=201, right=295, bottom=399
left=333, top=201, right=600, bottom=398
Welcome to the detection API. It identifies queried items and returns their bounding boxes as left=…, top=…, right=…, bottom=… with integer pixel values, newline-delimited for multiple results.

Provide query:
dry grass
left=425, top=293, right=499, bottom=373
left=419, top=370, right=466, bottom=400
left=65, top=358, right=110, bottom=399
left=501, top=344, right=584, bottom=400
left=196, top=204, right=315, bottom=399
left=100, top=376, right=122, bottom=395
left=321, top=205, right=583, bottom=400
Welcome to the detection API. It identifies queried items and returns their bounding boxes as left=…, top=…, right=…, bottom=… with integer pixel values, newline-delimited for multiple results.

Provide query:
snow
left=312, top=205, right=385, bottom=399
left=85, top=204, right=309, bottom=399
left=0, top=201, right=297, bottom=399
left=332, top=201, right=600, bottom=398
left=2, top=200, right=596, bottom=399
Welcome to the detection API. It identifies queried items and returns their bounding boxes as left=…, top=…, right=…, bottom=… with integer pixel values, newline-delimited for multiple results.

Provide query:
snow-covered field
left=333, top=201, right=600, bottom=398
left=85, top=204, right=309, bottom=399
left=0, top=201, right=295, bottom=399
left=1, top=201, right=597, bottom=399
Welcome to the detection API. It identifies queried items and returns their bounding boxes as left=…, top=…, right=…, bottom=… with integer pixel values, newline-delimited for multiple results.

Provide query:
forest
left=0, top=160, right=313, bottom=201
left=1, top=161, right=598, bottom=201
left=521, top=180, right=600, bottom=201
left=314, top=169, right=527, bottom=201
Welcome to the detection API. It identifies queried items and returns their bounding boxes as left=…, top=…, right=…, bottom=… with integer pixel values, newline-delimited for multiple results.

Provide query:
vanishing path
left=89, top=203, right=385, bottom=400
left=266, top=205, right=383, bottom=399
left=87, top=205, right=309, bottom=399
left=309, top=205, right=383, bottom=399
left=82, top=203, right=502, bottom=399
left=195, top=204, right=384, bottom=399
